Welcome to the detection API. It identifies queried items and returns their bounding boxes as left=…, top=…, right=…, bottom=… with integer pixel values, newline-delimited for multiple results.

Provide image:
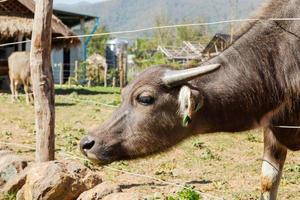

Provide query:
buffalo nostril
left=81, top=137, right=95, bottom=151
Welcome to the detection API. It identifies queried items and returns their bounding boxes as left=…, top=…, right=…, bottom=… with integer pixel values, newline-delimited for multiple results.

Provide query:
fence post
left=118, top=53, right=124, bottom=88
left=112, top=77, right=116, bottom=87
left=59, top=63, right=64, bottom=86
left=104, top=64, right=107, bottom=87
left=30, top=0, right=55, bottom=162
left=74, top=60, right=79, bottom=82
left=123, top=54, right=127, bottom=86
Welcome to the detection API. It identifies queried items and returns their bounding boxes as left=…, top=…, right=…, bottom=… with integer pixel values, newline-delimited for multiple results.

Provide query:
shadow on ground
left=55, top=88, right=118, bottom=95
left=185, top=180, right=212, bottom=185
left=118, top=179, right=212, bottom=190
left=119, top=182, right=167, bottom=190
left=55, top=102, right=76, bottom=107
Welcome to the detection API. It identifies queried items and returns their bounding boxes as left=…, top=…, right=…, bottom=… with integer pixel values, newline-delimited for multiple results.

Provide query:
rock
left=16, top=160, right=102, bottom=200
left=0, top=151, right=29, bottom=187
left=102, top=192, right=140, bottom=200
left=0, top=168, right=28, bottom=194
left=77, top=182, right=121, bottom=200
left=16, top=187, right=25, bottom=200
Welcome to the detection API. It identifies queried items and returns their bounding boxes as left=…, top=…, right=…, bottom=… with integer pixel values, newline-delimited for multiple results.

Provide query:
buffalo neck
left=191, top=18, right=300, bottom=133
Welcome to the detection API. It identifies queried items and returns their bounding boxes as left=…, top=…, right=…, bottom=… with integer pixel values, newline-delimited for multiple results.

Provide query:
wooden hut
left=0, top=0, right=81, bottom=86
left=158, top=41, right=205, bottom=63
left=202, top=33, right=232, bottom=59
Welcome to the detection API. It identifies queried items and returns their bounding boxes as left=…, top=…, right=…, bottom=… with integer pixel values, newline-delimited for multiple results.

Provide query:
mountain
left=55, top=0, right=264, bottom=36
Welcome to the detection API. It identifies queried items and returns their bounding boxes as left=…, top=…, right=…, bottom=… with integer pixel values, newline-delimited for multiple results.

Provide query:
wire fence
left=1, top=17, right=300, bottom=47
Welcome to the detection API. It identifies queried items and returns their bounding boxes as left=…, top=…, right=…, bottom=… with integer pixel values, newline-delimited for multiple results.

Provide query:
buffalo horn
left=162, top=64, right=221, bottom=86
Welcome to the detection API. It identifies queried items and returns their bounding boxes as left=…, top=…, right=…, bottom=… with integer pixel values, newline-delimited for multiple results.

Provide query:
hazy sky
left=53, top=0, right=108, bottom=4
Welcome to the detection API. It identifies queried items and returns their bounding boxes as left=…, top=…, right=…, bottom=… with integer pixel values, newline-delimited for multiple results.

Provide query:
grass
left=166, top=188, right=202, bottom=200
left=0, top=85, right=300, bottom=199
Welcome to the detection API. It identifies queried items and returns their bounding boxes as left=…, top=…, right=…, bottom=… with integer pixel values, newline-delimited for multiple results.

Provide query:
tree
left=153, top=12, right=175, bottom=46
left=30, top=0, right=55, bottom=162
left=175, top=18, right=206, bottom=43
left=86, top=25, right=110, bottom=56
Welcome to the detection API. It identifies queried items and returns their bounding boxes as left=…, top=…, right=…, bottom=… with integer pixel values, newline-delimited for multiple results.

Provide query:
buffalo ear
left=178, top=86, right=203, bottom=127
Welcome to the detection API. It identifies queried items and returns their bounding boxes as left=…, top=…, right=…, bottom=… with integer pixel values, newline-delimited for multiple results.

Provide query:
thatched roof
left=0, top=0, right=80, bottom=48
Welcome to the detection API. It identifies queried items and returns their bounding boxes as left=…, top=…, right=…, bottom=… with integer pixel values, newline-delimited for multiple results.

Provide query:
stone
left=0, top=168, right=28, bottom=194
left=16, top=187, right=25, bottom=200
left=77, top=182, right=121, bottom=200
left=0, top=151, right=29, bottom=187
left=16, top=160, right=102, bottom=200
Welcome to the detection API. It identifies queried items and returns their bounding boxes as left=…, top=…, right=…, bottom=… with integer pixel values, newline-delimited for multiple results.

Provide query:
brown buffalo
left=8, top=51, right=33, bottom=104
left=80, top=0, right=300, bottom=199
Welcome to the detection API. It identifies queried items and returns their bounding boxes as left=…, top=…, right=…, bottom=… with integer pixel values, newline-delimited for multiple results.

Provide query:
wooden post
left=17, top=34, right=24, bottom=51
left=74, top=60, right=79, bottom=83
left=112, top=77, right=116, bottom=87
left=104, top=64, right=107, bottom=87
left=59, top=63, right=64, bottom=85
left=118, top=53, right=124, bottom=88
left=123, top=54, right=127, bottom=86
left=30, top=0, right=55, bottom=162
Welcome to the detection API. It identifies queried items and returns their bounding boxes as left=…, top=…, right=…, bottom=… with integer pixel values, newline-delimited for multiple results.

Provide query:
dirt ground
left=0, top=86, right=300, bottom=200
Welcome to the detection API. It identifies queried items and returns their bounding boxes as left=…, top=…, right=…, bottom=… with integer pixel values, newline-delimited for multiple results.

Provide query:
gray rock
left=0, top=151, right=29, bottom=187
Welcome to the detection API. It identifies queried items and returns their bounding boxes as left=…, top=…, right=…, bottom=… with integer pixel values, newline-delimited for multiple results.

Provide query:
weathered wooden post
left=123, top=54, right=127, bottom=86
left=104, top=64, right=107, bottom=87
left=30, top=0, right=55, bottom=162
left=112, top=77, right=116, bottom=87
left=59, top=63, right=64, bottom=85
left=74, top=60, right=79, bottom=83
left=118, top=53, right=124, bottom=88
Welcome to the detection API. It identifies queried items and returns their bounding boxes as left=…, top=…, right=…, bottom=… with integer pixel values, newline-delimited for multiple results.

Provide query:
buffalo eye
left=137, top=95, right=155, bottom=106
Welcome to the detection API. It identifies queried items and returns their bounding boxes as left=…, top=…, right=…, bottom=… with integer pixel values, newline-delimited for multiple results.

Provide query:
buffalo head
left=80, top=64, right=220, bottom=164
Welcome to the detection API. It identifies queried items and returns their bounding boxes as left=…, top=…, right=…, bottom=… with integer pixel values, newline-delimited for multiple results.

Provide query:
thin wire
left=56, top=18, right=260, bottom=39
left=65, top=96, right=118, bottom=108
left=59, top=151, right=225, bottom=200
left=2, top=17, right=300, bottom=47
left=0, top=40, right=31, bottom=47
left=0, top=141, right=224, bottom=200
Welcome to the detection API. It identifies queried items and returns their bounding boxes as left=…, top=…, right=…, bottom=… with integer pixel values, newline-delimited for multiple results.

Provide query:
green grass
left=167, top=188, right=202, bottom=200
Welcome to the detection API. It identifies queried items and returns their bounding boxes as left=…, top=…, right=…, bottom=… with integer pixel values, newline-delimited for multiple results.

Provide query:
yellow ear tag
left=182, top=114, right=192, bottom=127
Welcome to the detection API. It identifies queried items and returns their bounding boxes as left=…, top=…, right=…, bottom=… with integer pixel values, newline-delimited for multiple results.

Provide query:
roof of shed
left=0, top=0, right=80, bottom=47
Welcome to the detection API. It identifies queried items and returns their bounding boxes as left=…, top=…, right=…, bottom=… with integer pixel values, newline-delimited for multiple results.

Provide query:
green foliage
left=108, top=69, right=118, bottom=80
left=130, top=38, right=182, bottom=70
left=286, top=164, right=300, bottom=173
left=4, top=191, right=17, bottom=200
left=201, top=148, right=221, bottom=161
left=127, top=13, right=209, bottom=71
left=153, top=13, right=174, bottom=46
left=86, top=25, right=110, bottom=56
left=246, top=133, right=261, bottom=143
left=175, top=18, right=206, bottom=44
left=68, top=61, right=88, bottom=86
left=167, top=188, right=202, bottom=200
left=192, top=141, right=204, bottom=149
